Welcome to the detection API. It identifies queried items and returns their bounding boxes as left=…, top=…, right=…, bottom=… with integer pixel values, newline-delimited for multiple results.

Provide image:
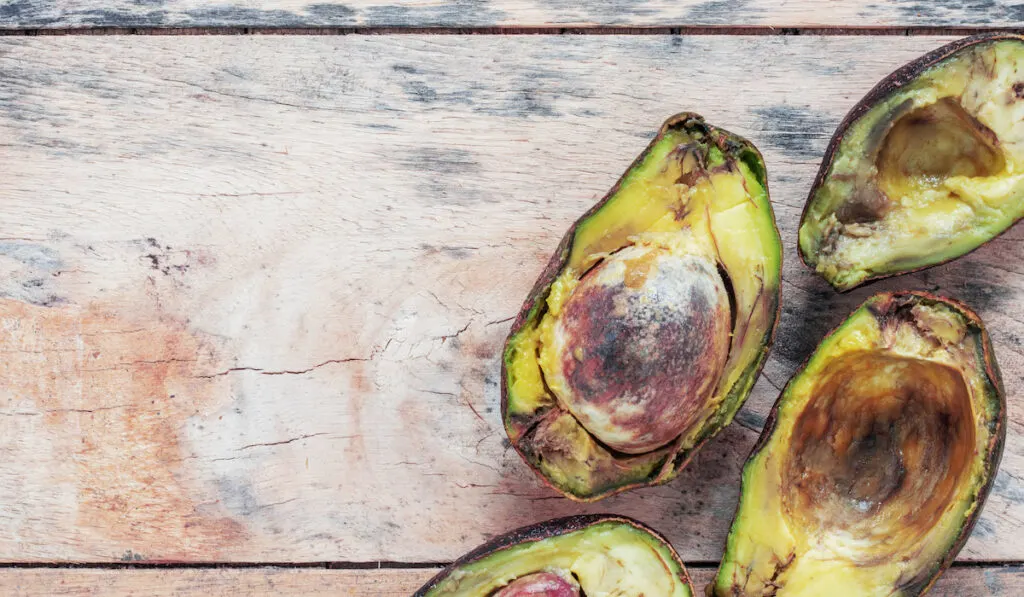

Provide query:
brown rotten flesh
left=412, top=515, right=693, bottom=597
left=800, top=33, right=1024, bottom=291
left=502, top=113, right=782, bottom=500
left=784, top=353, right=974, bottom=551
left=712, top=292, right=1005, bottom=597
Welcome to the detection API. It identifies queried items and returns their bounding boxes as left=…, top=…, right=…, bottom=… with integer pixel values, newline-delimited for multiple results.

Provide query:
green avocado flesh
left=712, top=293, right=1005, bottom=597
left=502, top=113, right=782, bottom=501
left=419, top=519, right=692, bottom=597
left=800, top=36, right=1024, bottom=291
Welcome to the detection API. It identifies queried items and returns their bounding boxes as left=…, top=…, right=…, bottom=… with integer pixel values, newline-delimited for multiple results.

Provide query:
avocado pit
left=492, top=572, right=579, bottom=597
left=542, top=245, right=731, bottom=454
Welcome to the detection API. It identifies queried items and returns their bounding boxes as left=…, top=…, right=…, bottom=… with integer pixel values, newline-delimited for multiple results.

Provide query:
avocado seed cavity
left=876, top=97, right=1005, bottom=204
left=782, top=352, right=975, bottom=559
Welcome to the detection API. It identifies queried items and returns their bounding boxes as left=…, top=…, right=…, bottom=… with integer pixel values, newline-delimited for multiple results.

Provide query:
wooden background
left=1, top=2, right=1023, bottom=595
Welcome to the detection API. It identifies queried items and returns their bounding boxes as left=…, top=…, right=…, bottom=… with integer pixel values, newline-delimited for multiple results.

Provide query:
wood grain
left=2, top=35, right=1024, bottom=565
left=1, top=566, right=1021, bottom=595
left=0, top=0, right=1023, bottom=29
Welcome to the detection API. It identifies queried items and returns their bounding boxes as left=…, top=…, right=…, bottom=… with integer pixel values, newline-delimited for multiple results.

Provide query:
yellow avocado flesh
left=503, top=117, right=781, bottom=499
left=713, top=295, right=1002, bottom=596
left=800, top=38, right=1024, bottom=290
left=423, top=522, right=691, bottom=597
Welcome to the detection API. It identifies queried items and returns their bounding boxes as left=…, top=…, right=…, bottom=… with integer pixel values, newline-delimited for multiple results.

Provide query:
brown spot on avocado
left=676, top=168, right=706, bottom=188
left=1014, top=81, right=1024, bottom=99
left=835, top=186, right=891, bottom=224
left=622, top=250, right=658, bottom=290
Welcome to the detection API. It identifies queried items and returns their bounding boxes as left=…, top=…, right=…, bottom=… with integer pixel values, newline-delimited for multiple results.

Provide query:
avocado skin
left=411, top=514, right=692, bottom=597
left=501, top=113, right=782, bottom=502
left=717, top=291, right=1005, bottom=596
left=800, top=33, right=1024, bottom=291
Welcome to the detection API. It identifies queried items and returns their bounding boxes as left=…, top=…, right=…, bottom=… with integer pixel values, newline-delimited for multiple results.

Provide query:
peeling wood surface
left=1, top=0, right=1023, bottom=29
left=2, top=566, right=1023, bottom=596
left=2, top=35, right=1024, bottom=568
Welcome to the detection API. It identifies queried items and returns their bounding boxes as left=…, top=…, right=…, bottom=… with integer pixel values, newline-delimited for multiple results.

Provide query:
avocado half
left=799, top=33, right=1024, bottom=291
left=502, top=113, right=782, bottom=501
left=712, top=292, right=1005, bottom=597
left=413, top=514, right=693, bottom=596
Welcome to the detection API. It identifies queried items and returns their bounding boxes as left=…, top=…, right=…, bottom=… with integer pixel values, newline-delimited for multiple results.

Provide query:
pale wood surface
left=2, top=566, right=1022, bottom=596
left=1, top=0, right=1023, bottom=29
left=2, top=35, right=1024, bottom=568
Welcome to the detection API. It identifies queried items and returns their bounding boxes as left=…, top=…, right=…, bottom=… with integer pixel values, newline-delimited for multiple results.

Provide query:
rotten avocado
left=413, top=515, right=693, bottom=597
left=800, top=34, right=1024, bottom=291
left=501, top=113, right=782, bottom=501
left=712, top=292, right=1005, bottom=597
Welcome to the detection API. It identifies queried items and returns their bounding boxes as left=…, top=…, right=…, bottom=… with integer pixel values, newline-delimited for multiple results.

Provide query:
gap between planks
left=1, top=566, right=1022, bottom=597
left=2, top=25, right=1024, bottom=36
left=0, top=561, right=1017, bottom=569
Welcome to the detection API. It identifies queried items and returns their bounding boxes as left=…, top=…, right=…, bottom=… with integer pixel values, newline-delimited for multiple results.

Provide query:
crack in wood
left=196, top=357, right=371, bottom=378
left=236, top=432, right=332, bottom=452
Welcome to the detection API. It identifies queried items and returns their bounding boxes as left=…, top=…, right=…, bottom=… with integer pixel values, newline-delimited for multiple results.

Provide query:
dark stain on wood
left=217, top=475, right=261, bottom=518
left=183, top=7, right=307, bottom=26
left=401, top=147, right=485, bottom=204
left=772, top=277, right=847, bottom=366
left=971, top=515, right=997, bottom=538
left=76, top=8, right=168, bottom=26
left=361, top=0, right=507, bottom=27
left=889, top=0, right=1017, bottom=25
left=0, top=0, right=53, bottom=25
left=685, top=0, right=762, bottom=24
left=919, top=258, right=1017, bottom=315
left=752, top=104, right=835, bottom=161
left=733, top=407, right=766, bottom=432
left=303, top=3, right=358, bottom=21
left=404, top=147, right=480, bottom=175
left=137, top=237, right=200, bottom=277
left=992, top=469, right=1024, bottom=504
left=533, top=0, right=657, bottom=22
left=0, top=242, right=65, bottom=307
left=390, top=64, right=474, bottom=106
left=472, top=66, right=596, bottom=119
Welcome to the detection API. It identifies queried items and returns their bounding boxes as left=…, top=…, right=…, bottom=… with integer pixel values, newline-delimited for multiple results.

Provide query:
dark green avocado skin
left=800, top=33, right=1024, bottom=290
left=411, top=514, right=689, bottom=596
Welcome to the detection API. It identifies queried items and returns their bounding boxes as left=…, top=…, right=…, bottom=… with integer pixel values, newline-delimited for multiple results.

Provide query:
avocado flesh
left=712, top=293, right=1005, bottom=597
left=420, top=520, right=692, bottom=597
left=800, top=36, right=1024, bottom=291
left=503, top=114, right=782, bottom=500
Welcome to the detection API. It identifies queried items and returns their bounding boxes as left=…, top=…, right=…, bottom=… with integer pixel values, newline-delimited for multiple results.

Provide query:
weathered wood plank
left=0, top=0, right=1023, bottom=29
left=2, top=35, right=1024, bottom=564
left=1, top=566, right=1021, bottom=596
